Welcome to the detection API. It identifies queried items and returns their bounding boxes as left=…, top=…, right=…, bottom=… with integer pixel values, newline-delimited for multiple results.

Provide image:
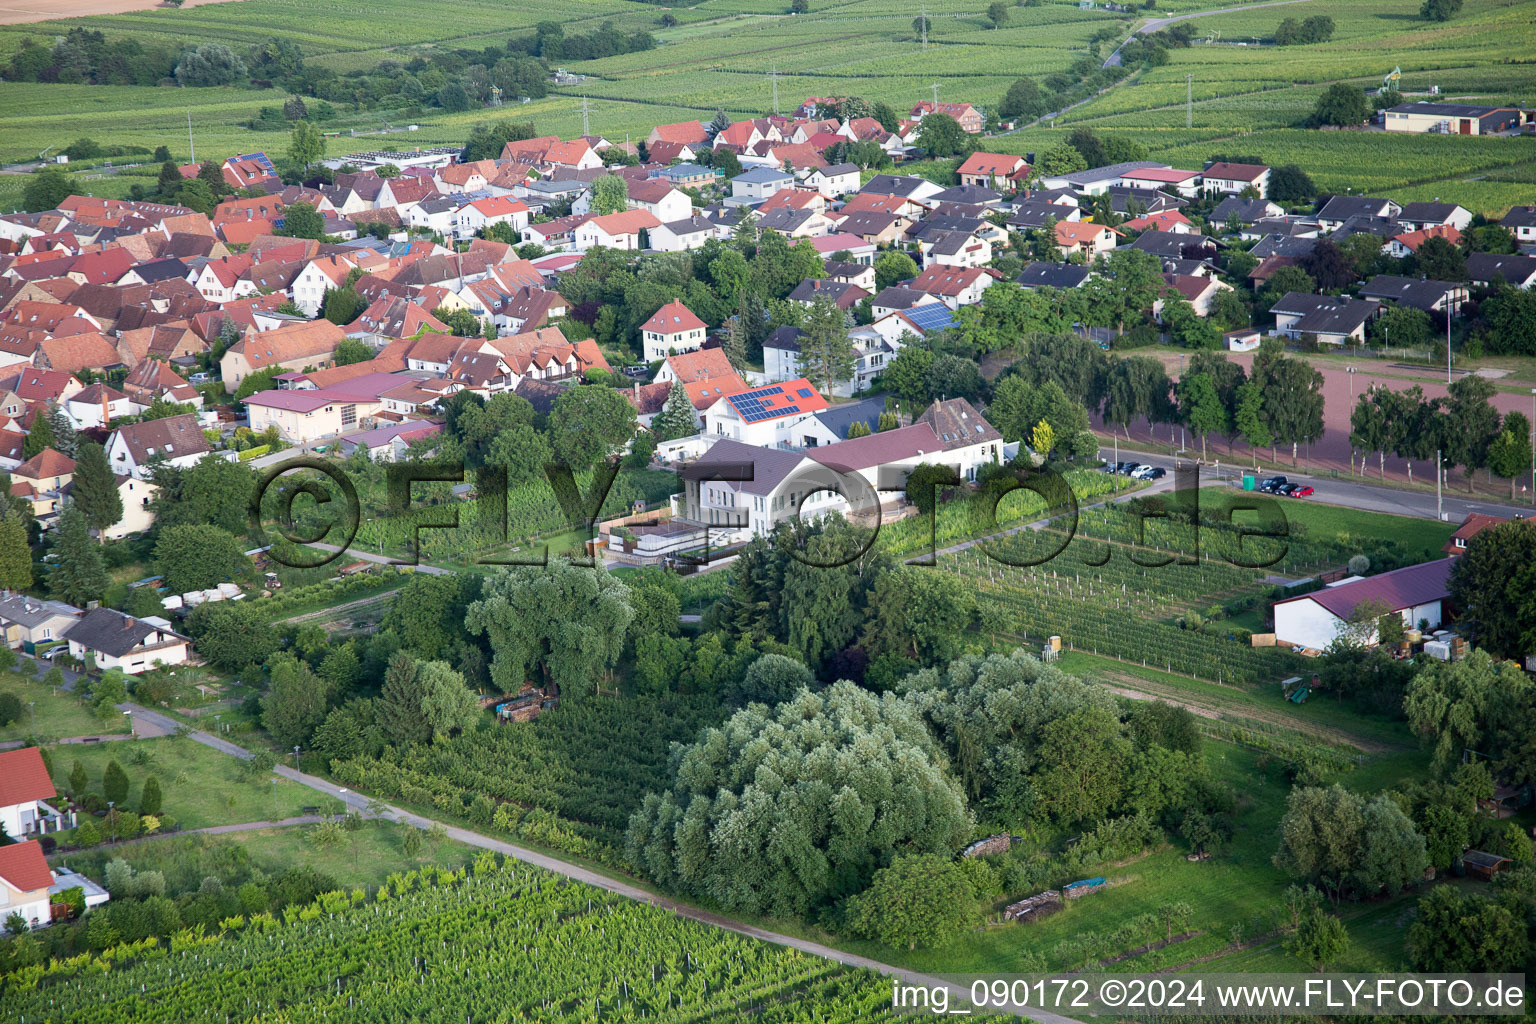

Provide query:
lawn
left=1252, top=492, right=1457, bottom=565
left=49, top=818, right=475, bottom=894
left=0, top=669, right=130, bottom=744
left=48, top=734, right=322, bottom=830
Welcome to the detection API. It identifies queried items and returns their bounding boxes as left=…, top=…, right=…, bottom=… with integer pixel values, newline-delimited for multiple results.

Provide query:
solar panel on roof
left=797, top=388, right=813, bottom=398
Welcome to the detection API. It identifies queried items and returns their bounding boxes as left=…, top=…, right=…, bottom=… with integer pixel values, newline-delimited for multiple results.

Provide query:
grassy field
left=1, top=0, right=1532, bottom=213
left=0, top=669, right=130, bottom=744
left=49, top=733, right=323, bottom=829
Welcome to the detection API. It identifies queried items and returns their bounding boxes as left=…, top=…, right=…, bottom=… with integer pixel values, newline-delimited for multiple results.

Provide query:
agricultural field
left=3, top=859, right=914, bottom=1024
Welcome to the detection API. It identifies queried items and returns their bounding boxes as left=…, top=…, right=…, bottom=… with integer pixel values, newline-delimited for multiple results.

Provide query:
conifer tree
left=48, top=506, right=108, bottom=607
left=71, top=442, right=123, bottom=540
left=0, top=510, right=31, bottom=590
left=22, top=414, right=54, bottom=459
left=651, top=382, right=698, bottom=442
left=46, top=404, right=76, bottom=457
left=376, top=651, right=430, bottom=747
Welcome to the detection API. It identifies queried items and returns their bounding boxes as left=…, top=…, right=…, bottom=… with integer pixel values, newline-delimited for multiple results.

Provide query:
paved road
left=1104, top=0, right=1316, bottom=67
left=1102, top=445, right=1528, bottom=525
left=114, top=703, right=1079, bottom=1024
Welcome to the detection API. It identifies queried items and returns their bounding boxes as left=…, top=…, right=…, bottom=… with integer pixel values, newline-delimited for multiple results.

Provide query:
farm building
left=1383, top=102, right=1522, bottom=135
left=1463, top=850, right=1513, bottom=881
left=1271, top=559, right=1452, bottom=652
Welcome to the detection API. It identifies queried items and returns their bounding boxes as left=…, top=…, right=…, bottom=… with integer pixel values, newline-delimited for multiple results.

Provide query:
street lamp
left=293, top=745, right=301, bottom=771
left=1529, top=388, right=1535, bottom=507
left=123, top=709, right=133, bottom=739
left=107, top=800, right=115, bottom=845
left=1347, top=365, right=1356, bottom=401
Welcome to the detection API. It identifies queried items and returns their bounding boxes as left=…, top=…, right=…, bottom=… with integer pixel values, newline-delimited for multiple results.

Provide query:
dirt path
left=1088, top=664, right=1401, bottom=755
left=0, top=0, right=246, bottom=26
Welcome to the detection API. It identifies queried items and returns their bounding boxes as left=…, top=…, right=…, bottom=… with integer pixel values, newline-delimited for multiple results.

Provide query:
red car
left=1288, top=485, right=1314, bottom=498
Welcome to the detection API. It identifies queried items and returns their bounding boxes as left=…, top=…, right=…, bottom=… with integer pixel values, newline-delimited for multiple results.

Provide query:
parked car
left=1119, top=462, right=1144, bottom=476
left=1258, top=475, right=1288, bottom=493
left=1288, top=484, right=1314, bottom=498
left=1131, top=464, right=1160, bottom=479
left=1275, top=482, right=1299, bottom=496
left=1141, top=467, right=1167, bottom=481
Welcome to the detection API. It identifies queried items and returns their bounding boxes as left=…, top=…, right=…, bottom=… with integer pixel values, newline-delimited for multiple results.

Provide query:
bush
left=72, top=819, right=101, bottom=847
left=0, top=691, right=21, bottom=726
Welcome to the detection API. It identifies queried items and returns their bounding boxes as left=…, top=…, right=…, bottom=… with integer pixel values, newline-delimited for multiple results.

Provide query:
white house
left=701, top=377, right=830, bottom=449
left=1201, top=162, right=1271, bottom=198
left=105, top=414, right=214, bottom=481
left=0, top=840, right=55, bottom=930
left=453, top=196, right=530, bottom=241
left=288, top=256, right=356, bottom=317
left=649, top=215, right=716, bottom=253
left=100, top=476, right=159, bottom=541
left=1269, top=292, right=1380, bottom=346
left=731, top=167, right=794, bottom=202
left=573, top=210, right=660, bottom=252
left=66, top=608, right=190, bottom=675
left=63, top=383, right=135, bottom=430
left=0, top=747, right=72, bottom=841
left=625, top=180, right=693, bottom=224
left=799, top=163, right=860, bottom=197
left=641, top=300, right=708, bottom=363
left=1272, top=559, right=1451, bottom=651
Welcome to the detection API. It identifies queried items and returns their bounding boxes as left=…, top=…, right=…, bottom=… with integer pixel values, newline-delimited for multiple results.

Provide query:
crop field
left=3, top=860, right=915, bottom=1023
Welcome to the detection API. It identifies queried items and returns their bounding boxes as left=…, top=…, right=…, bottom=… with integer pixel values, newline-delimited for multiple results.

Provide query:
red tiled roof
left=642, top=300, right=705, bottom=335
left=0, top=747, right=56, bottom=807
left=0, top=840, right=52, bottom=893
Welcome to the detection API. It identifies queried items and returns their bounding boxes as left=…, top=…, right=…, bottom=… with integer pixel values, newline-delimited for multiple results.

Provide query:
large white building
left=1272, top=559, right=1451, bottom=652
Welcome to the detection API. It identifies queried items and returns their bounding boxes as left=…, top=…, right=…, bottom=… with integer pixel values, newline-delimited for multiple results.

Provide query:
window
left=340, top=404, right=357, bottom=427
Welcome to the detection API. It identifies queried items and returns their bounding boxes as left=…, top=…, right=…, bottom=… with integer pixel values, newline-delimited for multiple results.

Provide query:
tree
left=1354, top=794, right=1427, bottom=896
left=1039, top=143, right=1087, bottom=176
left=625, top=681, right=971, bottom=916
left=651, top=381, right=698, bottom=442
left=185, top=601, right=279, bottom=671
left=0, top=511, right=31, bottom=591
left=321, top=288, right=365, bottom=326
left=1286, top=907, right=1349, bottom=970
left=998, top=77, right=1045, bottom=122
left=261, top=654, right=330, bottom=749
left=416, top=660, right=480, bottom=741
left=277, top=201, right=325, bottom=241
left=1274, top=785, right=1364, bottom=905
left=1407, top=646, right=1534, bottom=782
left=724, top=652, right=813, bottom=707
left=1258, top=355, right=1325, bottom=463
left=1488, top=420, right=1533, bottom=499
left=925, top=354, right=985, bottom=404
left=1420, top=0, right=1462, bottom=21
left=1442, top=374, right=1501, bottom=488
left=847, top=854, right=977, bottom=949
left=154, top=524, right=247, bottom=594
left=286, top=120, right=324, bottom=176
left=1178, top=372, right=1227, bottom=460
left=860, top=566, right=977, bottom=667
left=91, top=671, right=127, bottom=717
left=1413, top=235, right=1467, bottom=282
left=874, top=250, right=919, bottom=291
left=1300, top=239, right=1355, bottom=291
left=986, top=1, right=1009, bottom=28
left=69, top=760, right=88, bottom=796
left=71, top=441, right=122, bottom=539
left=139, top=774, right=162, bottom=816
left=1408, top=886, right=1528, bottom=972
left=48, top=506, right=107, bottom=607
left=1311, top=84, right=1369, bottom=127
left=916, top=113, right=969, bottom=158
left=797, top=297, right=855, bottom=395
left=151, top=452, right=256, bottom=536
left=173, top=43, right=246, bottom=87
left=103, top=760, right=129, bottom=805
left=1367, top=304, right=1431, bottom=349
left=547, top=386, right=636, bottom=468
left=883, top=345, right=935, bottom=407
left=467, top=562, right=634, bottom=698
left=707, top=108, right=731, bottom=137
left=23, top=167, right=77, bottom=213
left=376, top=651, right=430, bottom=747
left=23, top=413, right=55, bottom=460
left=590, top=173, right=628, bottom=216
left=436, top=82, right=472, bottom=112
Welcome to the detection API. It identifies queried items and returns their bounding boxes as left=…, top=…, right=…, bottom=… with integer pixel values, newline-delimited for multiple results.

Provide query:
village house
left=908, top=101, right=983, bottom=133
left=1200, top=161, right=1271, bottom=198
left=701, top=377, right=830, bottom=449
left=1273, top=559, right=1451, bottom=651
left=454, top=196, right=530, bottom=241
left=956, top=153, right=1030, bottom=190
left=573, top=210, right=660, bottom=251
left=907, top=265, right=993, bottom=309
left=105, top=413, right=214, bottom=480
left=1358, top=275, right=1468, bottom=316
left=641, top=300, right=708, bottom=363
left=625, top=180, right=693, bottom=224
left=219, top=319, right=344, bottom=392
left=9, top=448, right=74, bottom=519
left=1054, top=220, right=1117, bottom=257
left=0, top=592, right=80, bottom=653
left=66, top=607, right=190, bottom=675
left=1269, top=292, right=1381, bottom=346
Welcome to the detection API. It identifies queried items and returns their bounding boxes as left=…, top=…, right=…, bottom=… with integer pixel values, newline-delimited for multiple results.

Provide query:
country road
left=1104, top=0, right=1317, bottom=67
left=114, top=702, right=1081, bottom=1024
